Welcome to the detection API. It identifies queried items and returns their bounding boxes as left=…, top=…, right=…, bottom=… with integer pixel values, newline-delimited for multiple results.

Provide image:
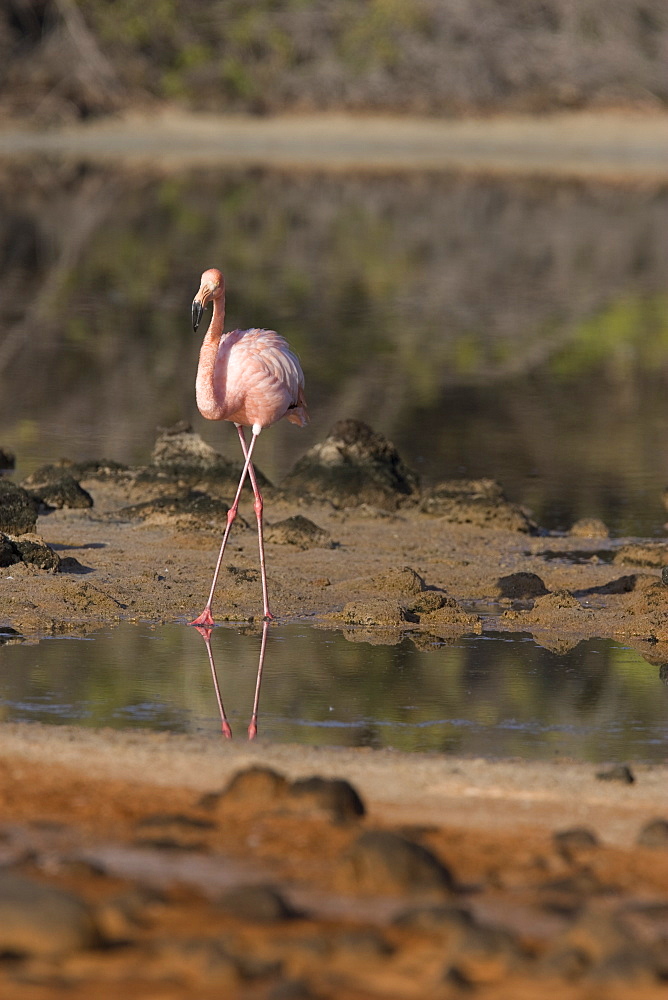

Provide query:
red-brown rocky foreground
left=0, top=728, right=667, bottom=1000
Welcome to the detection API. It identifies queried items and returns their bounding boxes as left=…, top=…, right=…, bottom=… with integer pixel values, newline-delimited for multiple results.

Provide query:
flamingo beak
left=192, top=297, right=204, bottom=332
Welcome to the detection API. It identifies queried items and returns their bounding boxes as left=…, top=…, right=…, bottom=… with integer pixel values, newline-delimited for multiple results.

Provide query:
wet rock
left=496, top=572, right=549, bottom=599
left=636, top=818, right=668, bottom=847
left=596, top=764, right=635, bottom=785
left=67, top=458, right=131, bottom=481
left=569, top=517, right=610, bottom=539
left=0, top=871, right=99, bottom=956
left=22, top=465, right=93, bottom=509
left=288, top=776, right=365, bottom=822
left=117, top=490, right=233, bottom=529
left=420, top=478, right=536, bottom=533
left=283, top=419, right=419, bottom=511
left=218, top=884, right=297, bottom=922
left=340, top=599, right=411, bottom=627
left=0, top=447, right=15, bottom=470
left=614, top=543, right=668, bottom=568
left=418, top=597, right=483, bottom=635
left=151, top=422, right=270, bottom=487
left=0, top=480, right=38, bottom=534
left=340, top=830, right=455, bottom=897
left=265, top=515, right=333, bottom=549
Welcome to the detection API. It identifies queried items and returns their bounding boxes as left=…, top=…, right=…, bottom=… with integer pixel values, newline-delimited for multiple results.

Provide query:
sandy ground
left=0, top=110, right=667, bottom=180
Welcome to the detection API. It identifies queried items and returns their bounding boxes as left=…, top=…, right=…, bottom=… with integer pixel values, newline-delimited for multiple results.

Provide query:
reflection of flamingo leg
left=195, top=625, right=232, bottom=739
left=248, top=620, right=269, bottom=740
left=236, top=424, right=273, bottom=621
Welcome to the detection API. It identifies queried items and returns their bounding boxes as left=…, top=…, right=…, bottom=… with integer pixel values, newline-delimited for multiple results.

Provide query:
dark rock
left=421, top=478, right=536, bottom=532
left=341, top=830, right=455, bottom=896
left=22, top=465, right=94, bottom=509
left=0, top=480, right=39, bottom=534
left=0, top=533, right=21, bottom=568
left=151, top=422, right=270, bottom=487
left=496, top=572, right=549, bottom=599
left=0, top=871, right=99, bottom=956
left=636, top=818, right=668, bottom=847
left=283, top=419, right=419, bottom=510
left=218, top=884, right=297, bottom=922
left=265, top=515, right=333, bottom=549
left=12, top=534, right=61, bottom=571
left=289, top=776, right=365, bottom=822
left=68, top=458, right=131, bottom=481
left=0, top=447, right=15, bottom=470
left=596, top=764, right=635, bottom=785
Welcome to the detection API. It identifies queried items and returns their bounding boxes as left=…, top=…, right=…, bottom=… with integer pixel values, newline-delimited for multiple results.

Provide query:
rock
left=553, top=827, right=600, bottom=859
left=418, top=597, right=483, bottom=635
left=150, top=422, right=270, bottom=487
left=264, top=515, right=333, bottom=549
left=0, top=480, right=39, bottom=534
left=11, top=533, right=61, bottom=571
left=496, top=572, right=549, bottom=599
left=614, top=543, right=668, bottom=568
left=421, top=478, right=536, bottom=532
left=288, top=776, right=365, bottom=822
left=0, top=447, right=15, bottom=470
left=340, top=830, right=455, bottom=897
left=0, top=532, right=60, bottom=572
left=205, top=767, right=290, bottom=810
left=393, top=904, right=475, bottom=933
left=446, top=923, right=522, bottom=985
left=636, top=818, right=668, bottom=847
left=569, top=517, right=610, bottom=539
left=283, top=419, right=419, bottom=510
left=22, top=466, right=93, bottom=509
left=340, top=599, right=411, bottom=627
left=117, top=490, right=233, bottom=529
left=218, top=884, right=297, bottom=922
left=596, top=764, right=635, bottom=785
left=368, top=566, right=426, bottom=595
left=0, top=871, right=99, bottom=956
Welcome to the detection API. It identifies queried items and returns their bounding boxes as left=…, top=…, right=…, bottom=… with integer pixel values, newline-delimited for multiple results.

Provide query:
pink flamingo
left=189, top=268, right=308, bottom=627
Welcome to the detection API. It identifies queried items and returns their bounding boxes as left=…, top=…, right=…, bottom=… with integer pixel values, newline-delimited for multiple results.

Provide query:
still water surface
left=1, top=623, right=666, bottom=764
left=0, top=163, right=667, bottom=534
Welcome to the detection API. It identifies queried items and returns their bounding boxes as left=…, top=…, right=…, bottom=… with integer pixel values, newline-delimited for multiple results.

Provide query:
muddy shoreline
left=2, top=426, right=668, bottom=996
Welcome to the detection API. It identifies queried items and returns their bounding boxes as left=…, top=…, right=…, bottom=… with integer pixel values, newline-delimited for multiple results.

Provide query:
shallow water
left=1, top=623, right=666, bottom=763
left=0, top=163, right=668, bottom=534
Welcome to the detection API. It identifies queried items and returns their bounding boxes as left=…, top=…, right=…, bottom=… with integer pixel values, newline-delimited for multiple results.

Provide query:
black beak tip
left=192, top=300, right=203, bottom=332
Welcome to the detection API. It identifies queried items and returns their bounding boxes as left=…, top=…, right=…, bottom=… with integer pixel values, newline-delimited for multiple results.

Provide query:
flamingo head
left=192, top=268, right=225, bottom=331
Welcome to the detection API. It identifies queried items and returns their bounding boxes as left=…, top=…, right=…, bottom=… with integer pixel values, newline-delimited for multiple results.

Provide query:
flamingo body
left=190, top=267, right=307, bottom=626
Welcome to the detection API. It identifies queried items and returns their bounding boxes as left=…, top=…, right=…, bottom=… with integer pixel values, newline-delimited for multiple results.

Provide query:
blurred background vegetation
left=1, top=0, right=667, bottom=122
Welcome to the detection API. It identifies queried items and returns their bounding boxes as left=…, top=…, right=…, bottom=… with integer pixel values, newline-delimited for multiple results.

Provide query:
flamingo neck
left=196, top=293, right=228, bottom=420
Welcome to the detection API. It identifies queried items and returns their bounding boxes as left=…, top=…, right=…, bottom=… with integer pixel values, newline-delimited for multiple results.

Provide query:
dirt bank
left=2, top=111, right=668, bottom=180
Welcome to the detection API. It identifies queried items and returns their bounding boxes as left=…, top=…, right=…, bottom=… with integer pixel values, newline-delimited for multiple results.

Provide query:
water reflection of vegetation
left=1, top=165, right=668, bottom=531
left=0, top=625, right=666, bottom=763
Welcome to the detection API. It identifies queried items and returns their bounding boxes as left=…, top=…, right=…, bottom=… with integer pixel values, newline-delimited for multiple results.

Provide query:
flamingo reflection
left=194, top=622, right=269, bottom=740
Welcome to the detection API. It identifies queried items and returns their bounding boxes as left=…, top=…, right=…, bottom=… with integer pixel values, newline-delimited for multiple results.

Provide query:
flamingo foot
left=222, top=720, right=233, bottom=740
left=262, top=610, right=274, bottom=622
left=190, top=608, right=215, bottom=627
left=248, top=719, right=258, bottom=740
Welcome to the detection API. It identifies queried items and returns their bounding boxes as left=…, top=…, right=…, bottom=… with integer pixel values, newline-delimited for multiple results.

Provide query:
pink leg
left=236, top=424, right=273, bottom=621
left=190, top=428, right=261, bottom=627
left=248, top=620, right=269, bottom=740
left=194, top=625, right=232, bottom=738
